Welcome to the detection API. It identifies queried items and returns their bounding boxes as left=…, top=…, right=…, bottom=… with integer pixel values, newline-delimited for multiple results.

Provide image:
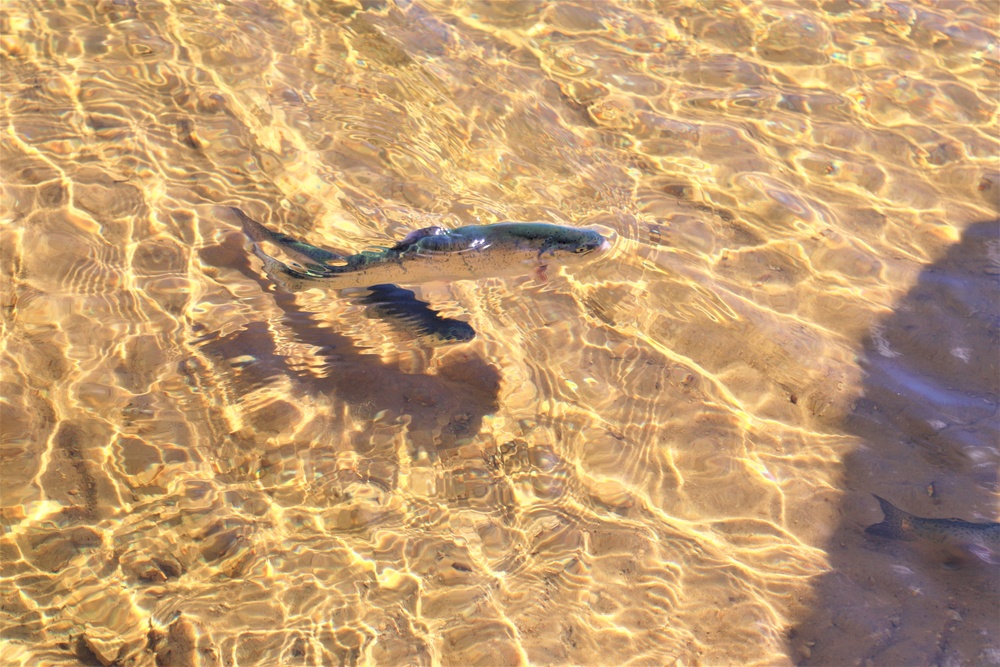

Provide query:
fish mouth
left=590, top=226, right=615, bottom=254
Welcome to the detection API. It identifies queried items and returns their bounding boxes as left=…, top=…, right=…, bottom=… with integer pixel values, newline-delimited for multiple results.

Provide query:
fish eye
left=574, top=246, right=588, bottom=253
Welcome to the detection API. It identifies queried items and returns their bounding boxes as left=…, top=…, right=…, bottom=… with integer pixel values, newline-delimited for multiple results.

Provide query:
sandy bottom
left=1, top=0, right=997, bottom=665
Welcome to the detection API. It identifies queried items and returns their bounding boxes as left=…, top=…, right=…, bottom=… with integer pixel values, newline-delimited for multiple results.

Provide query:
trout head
left=483, top=223, right=610, bottom=263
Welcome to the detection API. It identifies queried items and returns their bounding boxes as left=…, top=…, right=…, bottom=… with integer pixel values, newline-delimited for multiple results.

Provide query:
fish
left=866, top=494, right=1000, bottom=565
left=230, top=207, right=610, bottom=343
left=233, top=207, right=609, bottom=291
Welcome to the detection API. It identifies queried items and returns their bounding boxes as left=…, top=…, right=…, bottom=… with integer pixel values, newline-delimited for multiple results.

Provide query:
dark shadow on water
left=789, top=220, right=999, bottom=665
left=197, top=233, right=501, bottom=457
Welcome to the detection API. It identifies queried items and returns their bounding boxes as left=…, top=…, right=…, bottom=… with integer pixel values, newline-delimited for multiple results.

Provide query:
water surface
left=1, top=0, right=997, bottom=665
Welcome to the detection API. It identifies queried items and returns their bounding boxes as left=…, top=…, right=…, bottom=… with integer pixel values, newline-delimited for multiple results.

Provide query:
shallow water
left=1, top=0, right=997, bottom=665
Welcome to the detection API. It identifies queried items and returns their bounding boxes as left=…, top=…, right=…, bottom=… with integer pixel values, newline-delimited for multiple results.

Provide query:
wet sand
left=1, top=1, right=997, bottom=665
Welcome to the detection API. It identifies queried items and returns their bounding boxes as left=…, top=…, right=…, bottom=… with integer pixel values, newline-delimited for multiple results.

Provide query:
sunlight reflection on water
left=1, top=0, right=997, bottom=665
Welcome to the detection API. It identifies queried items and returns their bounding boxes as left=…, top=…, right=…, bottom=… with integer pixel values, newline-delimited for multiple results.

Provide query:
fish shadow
left=788, top=220, right=1000, bottom=665
left=197, top=232, right=501, bottom=455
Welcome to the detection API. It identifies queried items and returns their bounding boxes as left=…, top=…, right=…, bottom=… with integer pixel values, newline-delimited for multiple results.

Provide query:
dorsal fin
left=392, top=226, right=448, bottom=252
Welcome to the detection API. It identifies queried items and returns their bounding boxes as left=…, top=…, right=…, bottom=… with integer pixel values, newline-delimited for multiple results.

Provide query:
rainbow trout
left=232, top=207, right=609, bottom=343
left=866, top=495, right=1000, bottom=565
left=233, top=208, right=608, bottom=291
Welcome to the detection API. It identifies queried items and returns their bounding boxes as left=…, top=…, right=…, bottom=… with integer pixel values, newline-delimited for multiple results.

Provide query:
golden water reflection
left=1, top=0, right=997, bottom=665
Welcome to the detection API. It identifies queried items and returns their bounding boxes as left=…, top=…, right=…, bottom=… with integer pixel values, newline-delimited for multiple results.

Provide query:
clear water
left=1, top=0, right=997, bottom=665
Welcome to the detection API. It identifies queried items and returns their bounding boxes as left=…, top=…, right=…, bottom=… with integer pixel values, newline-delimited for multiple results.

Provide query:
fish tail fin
left=231, top=206, right=270, bottom=244
left=866, top=495, right=917, bottom=541
left=229, top=207, right=343, bottom=291
left=232, top=207, right=344, bottom=264
left=248, top=243, right=311, bottom=292
left=229, top=209, right=298, bottom=291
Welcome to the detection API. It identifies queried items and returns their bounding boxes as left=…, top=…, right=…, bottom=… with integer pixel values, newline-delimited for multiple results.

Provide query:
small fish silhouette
left=866, top=494, right=1000, bottom=565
